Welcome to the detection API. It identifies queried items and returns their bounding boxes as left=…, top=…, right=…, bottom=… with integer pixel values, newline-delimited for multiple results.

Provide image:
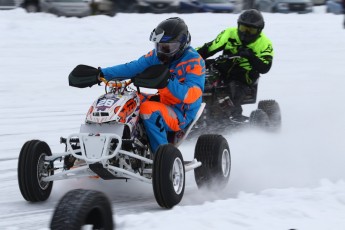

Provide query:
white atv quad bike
left=17, top=64, right=231, bottom=209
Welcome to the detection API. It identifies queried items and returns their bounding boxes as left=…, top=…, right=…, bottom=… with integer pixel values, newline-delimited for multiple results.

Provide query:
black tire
left=17, top=140, right=54, bottom=202
left=152, top=144, right=185, bottom=209
left=25, top=3, right=40, bottom=13
left=249, top=109, right=270, bottom=129
left=258, top=100, right=282, bottom=131
left=50, top=189, right=114, bottom=230
left=194, top=134, right=231, bottom=190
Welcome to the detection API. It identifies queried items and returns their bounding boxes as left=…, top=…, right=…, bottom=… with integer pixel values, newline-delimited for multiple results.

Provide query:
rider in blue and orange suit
left=99, top=17, right=205, bottom=154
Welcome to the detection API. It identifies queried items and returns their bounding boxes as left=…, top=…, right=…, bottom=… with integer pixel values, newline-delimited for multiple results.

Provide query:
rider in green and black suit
left=197, top=9, right=274, bottom=122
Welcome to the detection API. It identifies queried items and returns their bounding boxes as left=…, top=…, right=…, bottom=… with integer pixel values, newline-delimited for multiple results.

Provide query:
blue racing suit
left=100, top=46, right=205, bottom=153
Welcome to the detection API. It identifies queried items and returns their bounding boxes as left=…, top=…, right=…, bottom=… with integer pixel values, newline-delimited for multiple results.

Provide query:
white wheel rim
left=221, top=149, right=230, bottom=177
left=171, top=158, right=184, bottom=195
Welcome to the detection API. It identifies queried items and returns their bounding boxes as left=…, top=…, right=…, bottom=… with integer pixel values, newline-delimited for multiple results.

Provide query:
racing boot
left=218, top=96, right=234, bottom=118
left=229, top=106, right=248, bottom=123
left=230, top=114, right=249, bottom=123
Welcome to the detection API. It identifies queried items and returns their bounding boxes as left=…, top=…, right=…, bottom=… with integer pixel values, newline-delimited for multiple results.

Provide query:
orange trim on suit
left=139, top=101, right=180, bottom=132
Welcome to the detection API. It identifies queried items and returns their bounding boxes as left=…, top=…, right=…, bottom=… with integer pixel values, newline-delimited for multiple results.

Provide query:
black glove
left=215, top=54, right=230, bottom=62
left=237, top=47, right=255, bottom=59
left=69, top=65, right=102, bottom=88
left=214, top=54, right=239, bottom=64
left=97, top=67, right=104, bottom=85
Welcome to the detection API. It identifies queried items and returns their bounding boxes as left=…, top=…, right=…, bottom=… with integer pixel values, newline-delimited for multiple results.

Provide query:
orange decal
left=114, top=106, right=125, bottom=123
left=176, top=56, right=203, bottom=67
left=145, top=50, right=154, bottom=57
left=123, top=99, right=137, bottom=115
left=187, top=64, right=204, bottom=76
left=184, top=86, right=202, bottom=104
left=174, top=57, right=205, bottom=77
left=158, top=87, right=181, bottom=105
left=88, top=106, right=94, bottom=115
left=140, top=101, right=180, bottom=131
left=114, top=99, right=137, bottom=123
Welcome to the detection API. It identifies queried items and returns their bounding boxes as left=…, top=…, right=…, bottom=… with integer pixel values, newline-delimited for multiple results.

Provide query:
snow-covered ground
left=1, top=6, right=345, bottom=230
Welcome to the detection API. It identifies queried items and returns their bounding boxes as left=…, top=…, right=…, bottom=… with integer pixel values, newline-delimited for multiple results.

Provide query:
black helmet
left=237, top=9, right=265, bottom=45
left=150, top=17, right=191, bottom=64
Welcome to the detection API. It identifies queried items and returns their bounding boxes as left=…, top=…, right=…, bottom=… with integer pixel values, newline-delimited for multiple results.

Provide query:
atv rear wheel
left=249, top=109, right=270, bottom=129
left=17, top=140, right=54, bottom=202
left=152, top=144, right=185, bottom=209
left=50, top=189, right=114, bottom=230
left=194, top=134, right=231, bottom=190
left=258, top=100, right=282, bottom=131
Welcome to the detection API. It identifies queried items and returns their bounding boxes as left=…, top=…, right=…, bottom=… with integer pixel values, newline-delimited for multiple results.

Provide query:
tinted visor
left=238, top=24, right=259, bottom=35
left=156, top=42, right=180, bottom=55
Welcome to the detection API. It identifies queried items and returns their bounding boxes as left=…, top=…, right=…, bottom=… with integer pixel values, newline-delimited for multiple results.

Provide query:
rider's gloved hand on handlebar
left=237, top=47, right=255, bottom=59
left=214, top=54, right=238, bottom=63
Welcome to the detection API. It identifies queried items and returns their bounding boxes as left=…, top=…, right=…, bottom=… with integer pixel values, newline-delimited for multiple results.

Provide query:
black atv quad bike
left=191, top=55, right=281, bottom=137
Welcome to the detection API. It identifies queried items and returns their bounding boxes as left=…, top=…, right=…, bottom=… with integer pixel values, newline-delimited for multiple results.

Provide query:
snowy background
left=1, top=6, right=345, bottom=230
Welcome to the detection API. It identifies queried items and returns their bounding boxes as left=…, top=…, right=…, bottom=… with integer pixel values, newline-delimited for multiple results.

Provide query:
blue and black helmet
left=150, top=17, right=191, bottom=64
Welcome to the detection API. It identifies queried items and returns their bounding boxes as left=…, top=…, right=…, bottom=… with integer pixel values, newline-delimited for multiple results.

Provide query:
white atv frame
left=18, top=64, right=231, bottom=208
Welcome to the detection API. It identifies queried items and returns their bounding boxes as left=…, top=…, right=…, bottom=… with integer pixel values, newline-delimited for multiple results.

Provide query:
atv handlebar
left=214, top=55, right=241, bottom=62
left=100, top=77, right=132, bottom=88
left=206, top=55, right=241, bottom=71
left=99, top=77, right=132, bottom=94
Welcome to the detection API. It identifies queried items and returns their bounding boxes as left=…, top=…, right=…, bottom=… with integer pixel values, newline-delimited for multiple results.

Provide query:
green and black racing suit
left=197, top=27, right=274, bottom=118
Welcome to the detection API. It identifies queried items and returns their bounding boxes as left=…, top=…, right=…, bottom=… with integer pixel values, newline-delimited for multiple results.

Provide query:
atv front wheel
left=17, top=140, right=54, bottom=202
left=152, top=144, right=185, bottom=209
left=50, top=189, right=114, bottom=230
left=194, top=134, right=231, bottom=190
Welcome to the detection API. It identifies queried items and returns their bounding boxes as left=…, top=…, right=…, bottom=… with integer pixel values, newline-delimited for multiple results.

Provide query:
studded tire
left=50, top=189, right=114, bottom=230
left=258, top=100, right=282, bottom=131
left=18, top=140, right=54, bottom=202
left=152, top=144, right=185, bottom=209
left=194, top=134, right=231, bottom=190
left=249, top=109, right=270, bottom=129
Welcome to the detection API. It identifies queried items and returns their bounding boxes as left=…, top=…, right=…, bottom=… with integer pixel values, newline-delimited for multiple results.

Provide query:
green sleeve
left=197, top=29, right=231, bottom=59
